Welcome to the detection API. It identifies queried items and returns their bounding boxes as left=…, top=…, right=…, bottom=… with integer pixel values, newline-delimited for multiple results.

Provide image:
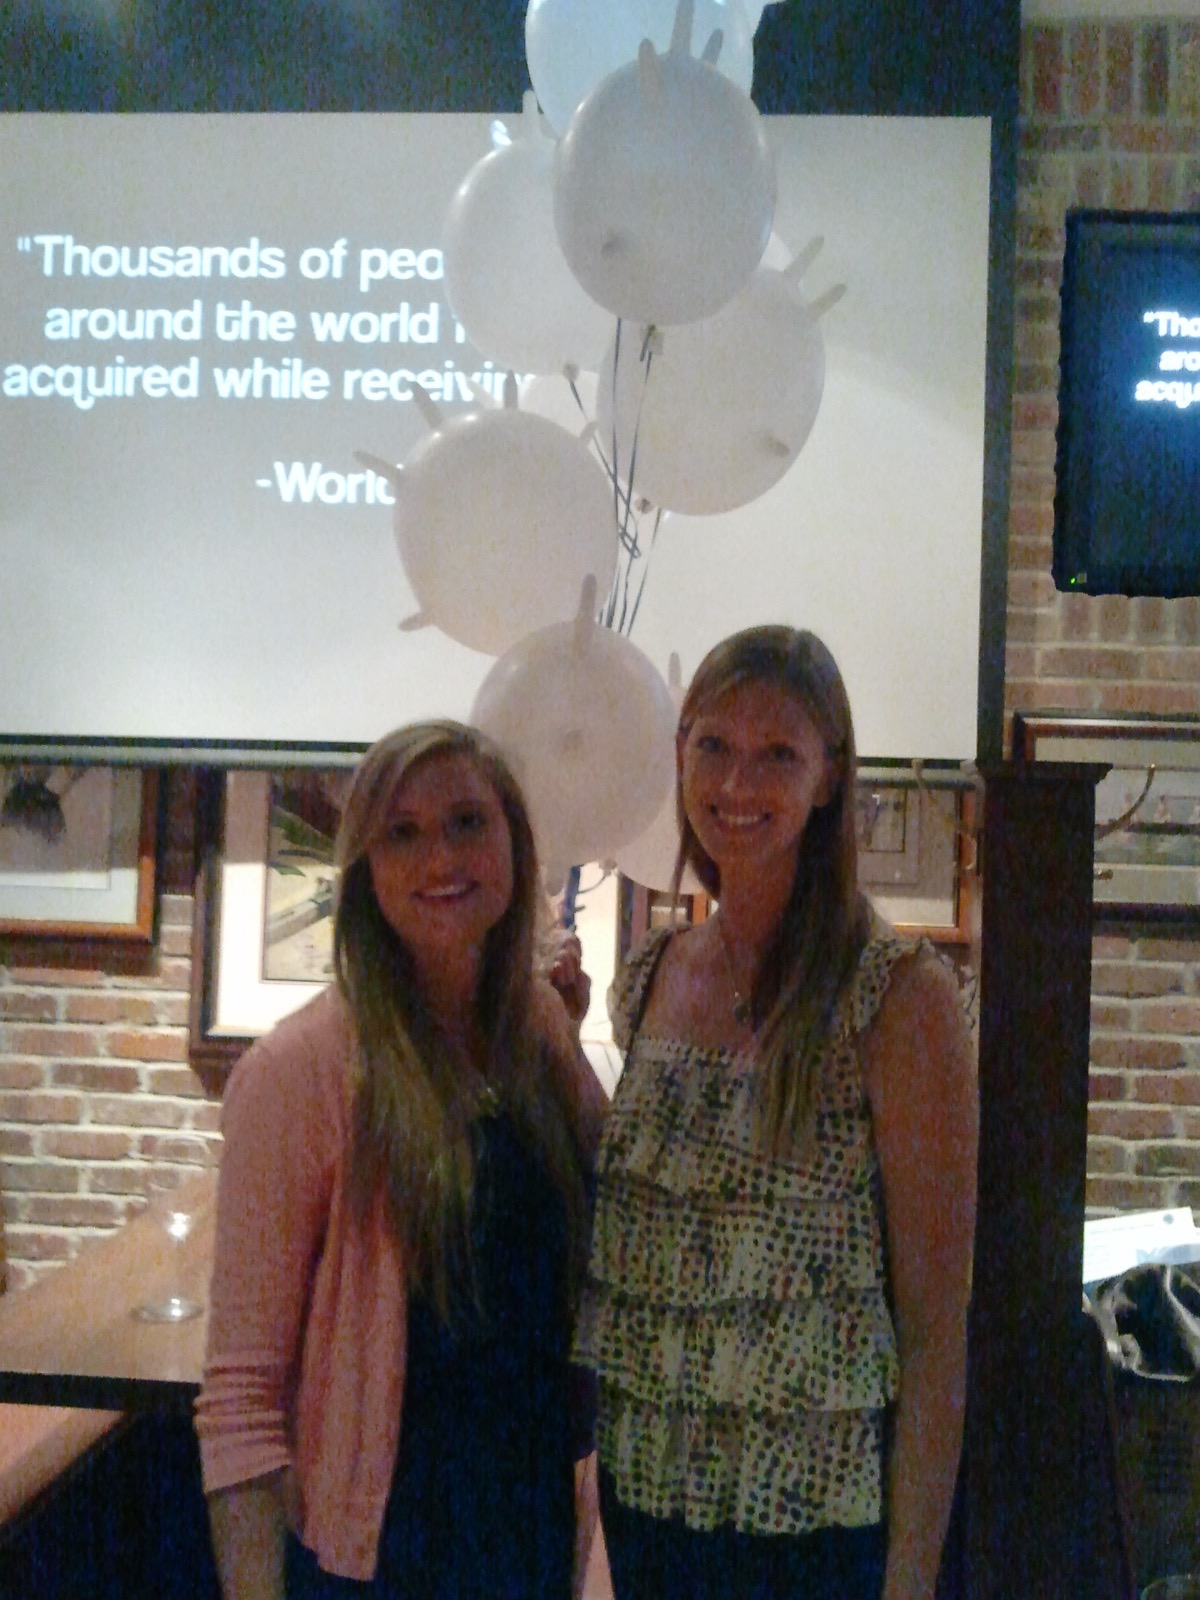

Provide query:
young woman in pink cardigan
left=195, top=721, right=606, bottom=1599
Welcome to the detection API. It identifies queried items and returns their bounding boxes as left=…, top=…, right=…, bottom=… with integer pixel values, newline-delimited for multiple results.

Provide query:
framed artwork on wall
left=855, top=779, right=977, bottom=946
left=0, top=764, right=158, bottom=942
left=1013, top=712, right=1200, bottom=922
left=190, top=768, right=348, bottom=1071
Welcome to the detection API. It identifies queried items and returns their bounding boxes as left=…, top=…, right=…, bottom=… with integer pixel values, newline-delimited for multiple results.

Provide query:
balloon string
left=625, top=505, right=663, bottom=634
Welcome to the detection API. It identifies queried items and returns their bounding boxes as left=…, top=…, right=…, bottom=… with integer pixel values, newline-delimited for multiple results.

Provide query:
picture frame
left=856, top=779, right=977, bottom=946
left=190, top=767, right=345, bottom=1071
left=0, top=764, right=158, bottom=942
left=1013, top=712, right=1200, bottom=922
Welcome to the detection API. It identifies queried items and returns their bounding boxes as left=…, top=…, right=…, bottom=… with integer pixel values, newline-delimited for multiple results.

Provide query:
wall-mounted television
left=1054, top=208, right=1200, bottom=598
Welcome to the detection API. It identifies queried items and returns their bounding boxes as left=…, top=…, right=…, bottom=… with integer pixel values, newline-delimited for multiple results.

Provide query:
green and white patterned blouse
left=576, top=920, right=913, bottom=1537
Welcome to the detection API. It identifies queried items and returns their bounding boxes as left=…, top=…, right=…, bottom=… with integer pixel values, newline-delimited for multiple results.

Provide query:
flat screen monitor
left=1054, top=207, right=1200, bottom=598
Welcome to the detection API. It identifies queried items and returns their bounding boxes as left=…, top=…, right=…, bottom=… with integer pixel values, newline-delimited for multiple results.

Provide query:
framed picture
left=190, top=768, right=347, bottom=1069
left=0, top=764, right=158, bottom=941
left=1013, top=712, right=1200, bottom=922
left=855, top=779, right=976, bottom=945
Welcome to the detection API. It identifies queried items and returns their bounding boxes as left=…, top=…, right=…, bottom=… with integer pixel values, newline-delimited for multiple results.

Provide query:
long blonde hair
left=673, top=627, right=869, bottom=1158
left=333, top=720, right=588, bottom=1313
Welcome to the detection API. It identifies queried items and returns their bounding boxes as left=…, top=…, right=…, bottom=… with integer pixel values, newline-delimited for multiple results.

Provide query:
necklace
left=714, top=916, right=754, bottom=1029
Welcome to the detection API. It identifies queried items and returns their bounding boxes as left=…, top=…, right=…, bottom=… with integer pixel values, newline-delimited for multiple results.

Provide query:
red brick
left=51, top=1062, right=142, bottom=1093
left=1097, top=596, right=1133, bottom=641
left=0, top=991, right=58, bottom=1021
left=1088, top=1071, right=1127, bottom=1102
left=41, top=1128, right=135, bottom=1160
left=1136, top=999, right=1200, bottom=1034
left=1174, top=597, right=1200, bottom=645
left=1086, top=1175, right=1170, bottom=1210
left=1130, top=1072, right=1200, bottom=1107
left=106, top=1029, right=188, bottom=1063
left=1038, top=646, right=1142, bottom=678
left=1066, top=23, right=1102, bottom=117
left=1134, top=1142, right=1200, bottom=1178
left=158, top=925, right=192, bottom=960
left=1091, top=962, right=1184, bottom=999
left=5, top=1025, right=103, bottom=1058
left=62, top=992, right=158, bottom=1025
left=1092, top=934, right=1136, bottom=959
left=1142, top=25, right=1171, bottom=117
left=1134, top=936, right=1199, bottom=962
left=1101, top=682, right=1200, bottom=716
left=21, top=1196, right=125, bottom=1229
left=1059, top=595, right=1095, bottom=641
left=86, top=1164, right=155, bottom=1196
left=145, top=1066, right=206, bottom=1099
left=1008, top=571, right=1059, bottom=610
left=88, top=1096, right=190, bottom=1129
left=0, top=1159, right=79, bottom=1193
left=1031, top=25, right=1064, bottom=115
left=190, top=1103, right=223, bottom=1135
left=1073, top=161, right=1107, bottom=206
left=1089, top=1103, right=1174, bottom=1139
left=0, top=964, right=106, bottom=987
left=1085, top=1138, right=1129, bottom=1175
left=139, top=1133, right=214, bottom=1164
left=0, top=1128, right=36, bottom=1157
left=1180, top=22, right=1200, bottom=118
left=1009, top=501, right=1055, bottom=538
left=1132, top=598, right=1171, bottom=641
left=0, top=1061, right=47, bottom=1091
left=1143, top=648, right=1200, bottom=682
left=1091, top=1035, right=1187, bottom=1071
left=1106, top=25, right=1135, bottom=116
left=4, top=1229, right=75, bottom=1263
left=1094, top=1005, right=1135, bottom=1037
left=0, top=1092, right=83, bottom=1123
left=1147, top=158, right=1178, bottom=211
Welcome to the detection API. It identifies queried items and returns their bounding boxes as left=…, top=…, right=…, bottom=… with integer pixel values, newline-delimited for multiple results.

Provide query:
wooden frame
left=0, top=765, right=158, bottom=942
left=1013, top=712, right=1200, bottom=923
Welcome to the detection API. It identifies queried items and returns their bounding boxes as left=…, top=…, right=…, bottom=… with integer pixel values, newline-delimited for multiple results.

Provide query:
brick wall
left=0, top=772, right=217, bottom=1290
left=1011, top=15, right=1200, bottom=1214
left=3, top=17, right=1200, bottom=1287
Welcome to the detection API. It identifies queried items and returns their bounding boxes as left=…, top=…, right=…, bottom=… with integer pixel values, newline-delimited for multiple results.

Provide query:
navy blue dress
left=286, top=1112, right=576, bottom=1598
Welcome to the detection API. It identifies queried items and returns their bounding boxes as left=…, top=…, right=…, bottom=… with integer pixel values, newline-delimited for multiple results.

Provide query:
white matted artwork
left=0, top=765, right=157, bottom=939
left=207, top=770, right=624, bottom=1080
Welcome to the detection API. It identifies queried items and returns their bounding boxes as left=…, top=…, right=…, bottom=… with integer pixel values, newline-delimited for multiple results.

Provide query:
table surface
left=0, top=1171, right=216, bottom=1410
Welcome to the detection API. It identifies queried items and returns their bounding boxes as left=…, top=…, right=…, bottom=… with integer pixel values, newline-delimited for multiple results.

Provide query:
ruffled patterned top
left=575, top=921, right=912, bottom=1537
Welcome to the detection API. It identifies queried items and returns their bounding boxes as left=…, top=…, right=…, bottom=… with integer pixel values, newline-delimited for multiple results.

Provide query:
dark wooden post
left=958, top=762, right=1128, bottom=1599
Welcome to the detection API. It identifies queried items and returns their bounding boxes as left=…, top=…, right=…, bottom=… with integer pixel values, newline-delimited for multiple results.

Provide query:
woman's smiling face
left=679, top=679, right=837, bottom=885
left=366, top=750, right=514, bottom=963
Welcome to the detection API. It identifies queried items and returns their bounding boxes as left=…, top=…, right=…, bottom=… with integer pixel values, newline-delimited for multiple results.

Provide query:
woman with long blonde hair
left=197, top=720, right=606, bottom=1599
left=578, top=626, right=977, bottom=1600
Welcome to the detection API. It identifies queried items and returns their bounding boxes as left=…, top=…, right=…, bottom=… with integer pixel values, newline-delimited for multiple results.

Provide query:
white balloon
left=390, top=401, right=617, bottom=656
left=596, top=257, right=832, bottom=514
left=471, top=602, right=676, bottom=886
left=518, top=368, right=599, bottom=435
left=526, top=0, right=755, bottom=137
left=442, top=96, right=612, bottom=375
left=554, top=37, right=775, bottom=326
left=612, top=661, right=703, bottom=893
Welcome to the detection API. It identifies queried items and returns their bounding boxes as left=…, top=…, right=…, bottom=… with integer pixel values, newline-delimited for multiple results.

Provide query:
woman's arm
left=207, top=1473, right=289, bottom=1600
left=863, top=952, right=978, bottom=1600
left=196, top=1004, right=342, bottom=1594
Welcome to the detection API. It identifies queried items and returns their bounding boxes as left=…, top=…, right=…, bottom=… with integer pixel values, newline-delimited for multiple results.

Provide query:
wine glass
left=133, top=1166, right=205, bottom=1323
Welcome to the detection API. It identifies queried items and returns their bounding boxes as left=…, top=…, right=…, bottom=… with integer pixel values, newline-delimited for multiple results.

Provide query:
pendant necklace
left=715, top=915, right=754, bottom=1030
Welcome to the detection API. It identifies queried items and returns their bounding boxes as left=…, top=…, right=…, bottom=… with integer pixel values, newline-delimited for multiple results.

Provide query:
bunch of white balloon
left=362, top=0, right=842, bottom=895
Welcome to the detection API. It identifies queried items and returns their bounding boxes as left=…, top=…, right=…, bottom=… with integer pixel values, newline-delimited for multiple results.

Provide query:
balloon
left=369, top=385, right=617, bottom=657
left=526, top=0, right=755, bottom=137
left=613, top=654, right=704, bottom=892
left=595, top=247, right=841, bottom=514
left=518, top=368, right=599, bottom=435
left=442, top=94, right=612, bottom=375
left=471, top=583, right=676, bottom=887
left=554, top=29, right=775, bottom=326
